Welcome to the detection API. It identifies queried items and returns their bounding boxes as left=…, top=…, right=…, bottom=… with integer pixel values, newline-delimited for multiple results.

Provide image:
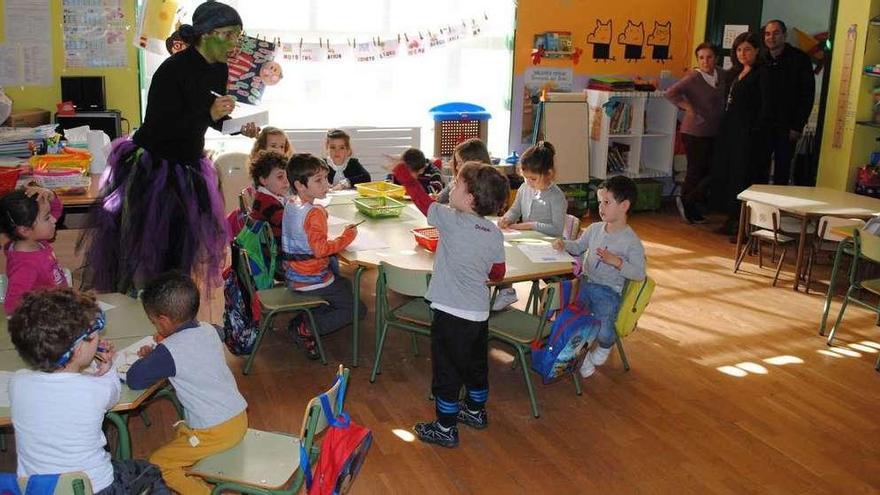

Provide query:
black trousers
left=431, top=309, right=489, bottom=421
left=681, top=134, right=715, bottom=207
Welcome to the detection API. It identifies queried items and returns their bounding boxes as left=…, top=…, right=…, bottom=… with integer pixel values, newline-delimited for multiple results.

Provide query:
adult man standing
left=760, top=19, right=815, bottom=185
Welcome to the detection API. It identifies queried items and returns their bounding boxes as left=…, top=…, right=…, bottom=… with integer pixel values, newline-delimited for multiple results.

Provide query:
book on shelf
left=607, top=142, right=630, bottom=173
left=604, top=100, right=632, bottom=134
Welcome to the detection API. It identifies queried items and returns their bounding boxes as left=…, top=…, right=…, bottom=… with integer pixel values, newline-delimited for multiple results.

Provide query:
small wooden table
left=0, top=292, right=180, bottom=459
left=736, top=185, right=880, bottom=291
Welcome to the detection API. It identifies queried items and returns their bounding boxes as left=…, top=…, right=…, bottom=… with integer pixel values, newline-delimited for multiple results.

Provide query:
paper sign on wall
left=722, top=24, right=749, bottom=49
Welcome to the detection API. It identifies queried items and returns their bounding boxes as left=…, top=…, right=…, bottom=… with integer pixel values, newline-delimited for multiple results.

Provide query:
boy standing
left=127, top=272, right=248, bottom=495
left=553, top=176, right=646, bottom=377
left=392, top=160, right=509, bottom=448
left=283, top=153, right=366, bottom=359
left=9, top=288, right=168, bottom=494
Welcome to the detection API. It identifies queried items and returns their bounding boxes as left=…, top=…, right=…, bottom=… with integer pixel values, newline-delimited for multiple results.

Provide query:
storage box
left=355, top=181, right=405, bottom=199
left=3, top=109, right=51, bottom=127
left=412, top=227, right=439, bottom=252
left=631, top=178, right=663, bottom=212
left=353, top=196, right=406, bottom=218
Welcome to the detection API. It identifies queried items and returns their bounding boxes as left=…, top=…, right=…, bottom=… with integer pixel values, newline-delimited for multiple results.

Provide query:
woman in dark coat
left=711, top=31, right=770, bottom=235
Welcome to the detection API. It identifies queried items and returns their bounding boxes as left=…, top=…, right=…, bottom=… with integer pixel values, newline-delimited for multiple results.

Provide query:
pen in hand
left=346, top=220, right=365, bottom=229
left=209, top=90, right=238, bottom=106
left=595, top=246, right=607, bottom=269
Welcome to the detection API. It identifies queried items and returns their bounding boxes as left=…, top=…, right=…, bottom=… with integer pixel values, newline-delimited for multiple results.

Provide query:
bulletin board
left=510, top=0, right=697, bottom=150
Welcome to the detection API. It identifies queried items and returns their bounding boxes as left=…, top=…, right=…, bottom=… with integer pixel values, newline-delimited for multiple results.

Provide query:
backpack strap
left=299, top=443, right=313, bottom=490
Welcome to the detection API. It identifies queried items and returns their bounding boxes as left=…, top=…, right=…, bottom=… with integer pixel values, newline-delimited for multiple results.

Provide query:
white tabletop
left=327, top=202, right=574, bottom=283
left=737, top=185, right=880, bottom=217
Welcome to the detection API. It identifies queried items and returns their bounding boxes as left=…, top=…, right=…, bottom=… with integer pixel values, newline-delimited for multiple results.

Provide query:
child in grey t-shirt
left=392, top=160, right=509, bottom=449
left=553, top=176, right=646, bottom=378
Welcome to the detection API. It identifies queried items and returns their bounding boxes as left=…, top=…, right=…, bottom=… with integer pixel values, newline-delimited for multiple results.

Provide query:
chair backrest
left=300, top=365, right=350, bottom=450
left=817, top=216, right=865, bottom=242
left=854, top=229, right=880, bottom=270
left=15, top=472, right=94, bottom=495
left=215, top=152, right=250, bottom=214
left=379, top=262, right=431, bottom=297
left=746, top=201, right=780, bottom=232
left=563, top=214, right=581, bottom=241
left=236, top=247, right=259, bottom=303
left=615, top=276, right=656, bottom=338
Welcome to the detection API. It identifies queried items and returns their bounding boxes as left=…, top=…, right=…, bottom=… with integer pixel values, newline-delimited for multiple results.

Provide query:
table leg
left=734, top=201, right=746, bottom=270
left=819, top=239, right=848, bottom=336
left=793, top=216, right=808, bottom=291
left=351, top=266, right=364, bottom=368
left=105, top=412, right=131, bottom=460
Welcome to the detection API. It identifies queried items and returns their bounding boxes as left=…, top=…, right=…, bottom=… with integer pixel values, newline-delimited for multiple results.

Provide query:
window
left=141, top=0, right=515, bottom=157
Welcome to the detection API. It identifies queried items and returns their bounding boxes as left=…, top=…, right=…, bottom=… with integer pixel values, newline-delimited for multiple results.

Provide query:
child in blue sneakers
left=553, top=175, right=646, bottom=377
left=392, top=160, right=509, bottom=448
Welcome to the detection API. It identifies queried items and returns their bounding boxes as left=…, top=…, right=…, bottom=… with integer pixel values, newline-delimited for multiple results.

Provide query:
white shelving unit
left=586, top=89, right=677, bottom=180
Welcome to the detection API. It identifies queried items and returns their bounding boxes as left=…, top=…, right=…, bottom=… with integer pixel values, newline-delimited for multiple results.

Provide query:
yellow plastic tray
left=355, top=181, right=406, bottom=199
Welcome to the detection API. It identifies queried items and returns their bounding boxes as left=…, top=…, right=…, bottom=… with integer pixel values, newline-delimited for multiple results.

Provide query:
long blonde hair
left=249, top=126, right=293, bottom=163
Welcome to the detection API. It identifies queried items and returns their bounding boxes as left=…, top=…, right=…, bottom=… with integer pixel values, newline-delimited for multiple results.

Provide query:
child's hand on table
left=497, top=217, right=511, bottom=229
left=137, top=345, right=155, bottom=358
left=94, top=339, right=116, bottom=376
left=508, top=222, right=534, bottom=230
left=552, top=238, right=565, bottom=251
left=596, top=247, right=623, bottom=269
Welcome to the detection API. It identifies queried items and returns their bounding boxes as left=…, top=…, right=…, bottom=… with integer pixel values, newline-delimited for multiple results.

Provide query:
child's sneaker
left=290, top=317, right=320, bottom=360
left=413, top=421, right=459, bottom=448
left=457, top=404, right=488, bottom=429
left=492, top=288, right=518, bottom=311
left=580, top=345, right=612, bottom=378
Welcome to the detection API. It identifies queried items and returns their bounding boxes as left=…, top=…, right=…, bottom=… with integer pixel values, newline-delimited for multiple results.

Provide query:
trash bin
left=429, top=102, right=491, bottom=158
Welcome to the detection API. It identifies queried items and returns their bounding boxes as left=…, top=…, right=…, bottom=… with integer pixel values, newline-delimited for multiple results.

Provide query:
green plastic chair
left=370, top=262, right=433, bottom=382
left=612, top=276, right=656, bottom=372
left=236, top=248, right=330, bottom=374
left=488, top=283, right=582, bottom=418
left=191, top=365, right=350, bottom=494
left=826, top=229, right=880, bottom=371
left=15, top=472, right=93, bottom=495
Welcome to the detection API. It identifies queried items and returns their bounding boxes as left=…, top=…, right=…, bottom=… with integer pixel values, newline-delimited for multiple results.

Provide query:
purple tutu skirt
left=77, top=138, right=227, bottom=292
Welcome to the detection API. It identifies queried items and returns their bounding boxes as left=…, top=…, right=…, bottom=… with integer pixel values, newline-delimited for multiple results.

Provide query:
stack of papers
left=0, top=124, right=58, bottom=159
left=112, top=336, right=156, bottom=382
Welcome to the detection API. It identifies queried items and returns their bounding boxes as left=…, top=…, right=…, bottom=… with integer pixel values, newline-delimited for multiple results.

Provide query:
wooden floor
left=2, top=207, right=879, bottom=494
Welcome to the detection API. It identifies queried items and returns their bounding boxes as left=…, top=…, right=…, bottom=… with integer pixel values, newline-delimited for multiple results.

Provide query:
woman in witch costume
left=79, top=1, right=259, bottom=293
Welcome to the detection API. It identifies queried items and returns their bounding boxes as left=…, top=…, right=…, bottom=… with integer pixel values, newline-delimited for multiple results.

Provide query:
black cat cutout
left=617, top=20, right=645, bottom=62
left=586, top=19, right=614, bottom=61
left=646, top=21, right=672, bottom=62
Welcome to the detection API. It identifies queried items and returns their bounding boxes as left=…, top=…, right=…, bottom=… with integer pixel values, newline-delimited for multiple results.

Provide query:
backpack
left=220, top=244, right=262, bottom=355
left=615, top=277, right=655, bottom=338
left=235, top=219, right=277, bottom=291
left=301, top=377, right=373, bottom=495
left=531, top=279, right=599, bottom=384
left=0, top=474, right=64, bottom=495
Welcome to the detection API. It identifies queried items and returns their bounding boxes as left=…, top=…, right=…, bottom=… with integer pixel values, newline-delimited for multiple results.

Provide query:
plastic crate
left=412, top=227, right=439, bottom=252
left=353, top=196, right=406, bottom=218
left=355, top=181, right=406, bottom=199
left=430, top=102, right=491, bottom=157
left=631, top=178, right=663, bottom=211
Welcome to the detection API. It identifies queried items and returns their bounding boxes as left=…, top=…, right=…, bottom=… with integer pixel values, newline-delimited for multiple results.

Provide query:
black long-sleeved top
left=760, top=43, right=815, bottom=133
left=133, top=47, right=229, bottom=163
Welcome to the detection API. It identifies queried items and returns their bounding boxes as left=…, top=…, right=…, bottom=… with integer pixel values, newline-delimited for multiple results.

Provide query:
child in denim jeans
left=553, top=175, right=646, bottom=377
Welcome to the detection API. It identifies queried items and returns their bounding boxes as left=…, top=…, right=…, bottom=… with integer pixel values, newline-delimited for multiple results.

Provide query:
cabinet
left=586, top=90, right=677, bottom=180
left=539, top=93, right=590, bottom=184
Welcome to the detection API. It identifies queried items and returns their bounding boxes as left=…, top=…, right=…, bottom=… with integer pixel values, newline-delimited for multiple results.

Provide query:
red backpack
left=301, top=377, right=373, bottom=495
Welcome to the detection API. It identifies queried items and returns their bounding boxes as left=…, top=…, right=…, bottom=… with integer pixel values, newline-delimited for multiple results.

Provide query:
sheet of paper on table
left=112, top=336, right=156, bottom=381
left=97, top=300, right=116, bottom=312
left=346, top=230, right=390, bottom=252
left=517, top=243, right=576, bottom=263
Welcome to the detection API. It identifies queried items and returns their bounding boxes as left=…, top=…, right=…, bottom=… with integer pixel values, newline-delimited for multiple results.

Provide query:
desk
left=326, top=202, right=573, bottom=364
left=0, top=292, right=180, bottom=459
left=736, top=186, right=880, bottom=291
left=57, top=174, right=100, bottom=211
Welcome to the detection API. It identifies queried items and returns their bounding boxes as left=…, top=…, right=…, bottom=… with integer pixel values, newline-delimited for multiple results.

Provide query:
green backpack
left=234, top=220, right=277, bottom=290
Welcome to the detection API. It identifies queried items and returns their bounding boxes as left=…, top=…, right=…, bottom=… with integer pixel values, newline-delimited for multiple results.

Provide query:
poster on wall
left=134, top=0, right=179, bottom=55
left=521, top=68, right=573, bottom=142
left=0, top=0, right=52, bottom=86
left=227, top=35, right=281, bottom=105
left=63, top=0, right=129, bottom=68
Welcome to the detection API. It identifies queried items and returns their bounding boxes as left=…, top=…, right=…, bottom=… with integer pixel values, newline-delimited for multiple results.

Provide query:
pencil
left=209, top=90, right=239, bottom=106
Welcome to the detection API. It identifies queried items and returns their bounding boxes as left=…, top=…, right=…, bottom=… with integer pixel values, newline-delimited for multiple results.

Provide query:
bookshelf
left=586, top=90, right=677, bottom=179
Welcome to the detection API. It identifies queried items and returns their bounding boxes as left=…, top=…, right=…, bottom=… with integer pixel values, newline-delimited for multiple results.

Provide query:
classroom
left=0, top=0, right=878, bottom=493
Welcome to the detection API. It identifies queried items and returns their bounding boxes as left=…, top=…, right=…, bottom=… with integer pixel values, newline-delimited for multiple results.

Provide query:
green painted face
left=201, top=27, right=241, bottom=63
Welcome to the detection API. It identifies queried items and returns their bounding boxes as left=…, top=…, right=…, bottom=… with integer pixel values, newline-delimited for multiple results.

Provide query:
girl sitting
left=0, top=185, right=67, bottom=313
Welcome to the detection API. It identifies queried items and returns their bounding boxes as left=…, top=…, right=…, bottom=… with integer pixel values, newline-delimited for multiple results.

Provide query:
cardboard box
left=3, top=108, right=50, bottom=127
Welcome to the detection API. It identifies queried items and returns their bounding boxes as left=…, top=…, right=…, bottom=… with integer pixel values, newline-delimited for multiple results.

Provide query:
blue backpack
left=531, top=280, right=598, bottom=384
left=220, top=243, right=260, bottom=355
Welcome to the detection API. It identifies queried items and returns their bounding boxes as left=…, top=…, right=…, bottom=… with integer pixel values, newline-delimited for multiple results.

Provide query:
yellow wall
left=2, top=0, right=141, bottom=126
left=692, top=0, right=708, bottom=50
left=817, top=0, right=880, bottom=191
